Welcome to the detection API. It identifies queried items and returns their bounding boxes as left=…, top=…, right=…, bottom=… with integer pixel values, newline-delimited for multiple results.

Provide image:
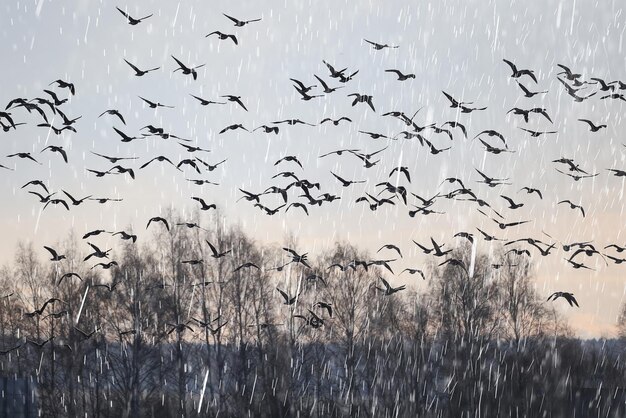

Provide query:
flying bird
left=578, top=119, right=607, bottom=132
left=171, top=55, right=205, bottom=80
left=363, top=39, right=399, bottom=50
left=124, top=59, right=159, bottom=76
left=547, top=292, right=579, bottom=307
left=502, top=59, right=537, bottom=83
left=116, top=6, right=153, bottom=25
left=205, top=31, right=238, bottom=45
left=223, top=13, right=261, bottom=26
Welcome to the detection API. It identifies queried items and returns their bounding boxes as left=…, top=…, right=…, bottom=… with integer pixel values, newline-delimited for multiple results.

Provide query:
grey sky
left=0, top=0, right=625, bottom=337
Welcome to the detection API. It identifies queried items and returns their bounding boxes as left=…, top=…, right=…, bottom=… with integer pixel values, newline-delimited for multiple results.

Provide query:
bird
left=21, top=180, right=49, bottom=194
left=82, top=229, right=108, bottom=239
left=320, top=117, right=352, bottom=126
left=476, top=228, right=502, bottom=241
left=480, top=139, right=514, bottom=155
left=438, top=258, right=469, bottom=275
left=516, top=82, right=548, bottom=97
left=0, top=344, right=22, bottom=355
left=92, top=261, right=119, bottom=270
left=41, top=145, right=68, bottom=163
left=290, top=78, right=317, bottom=93
left=219, top=124, right=249, bottom=134
left=377, top=244, right=402, bottom=258
left=166, top=322, right=195, bottom=335
left=590, top=77, right=615, bottom=92
left=24, top=298, right=65, bottom=317
left=223, top=13, right=261, bottom=26
left=474, top=130, right=508, bottom=148
left=492, top=217, right=530, bottom=230
left=286, top=203, right=309, bottom=216
left=7, top=152, right=41, bottom=164
left=138, top=96, right=173, bottom=109
left=519, top=187, right=543, bottom=199
left=454, top=232, right=474, bottom=244
left=385, top=69, right=415, bottom=81
left=206, top=241, right=231, bottom=258
left=123, top=59, right=159, bottom=76
left=389, top=166, right=411, bottom=183
left=28, top=191, right=54, bottom=203
left=347, top=93, right=375, bottom=112
left=116, top=6, right=153, bottom=25
left=255, top=203, right=285, bottom=216
left=84, top=243, right=110, bottom=261
left=331, top=172, right=365, bottom=187
left=189, top=94, right=225, bottom=106
left=363, top=39, right=399, bottom=50
left=519, top=128, right=558, bottom=137
left=253, top=125, right=279, bottom=134
left=277, top=288, right=299, bottom=305
left=275, top=155, right=303, bottom=168
left=578, top=119, right=607, bottom=132
left=26, top=337, right=54, bottom=348
left=376, top=277, right=406, bottom=295
left=205, top=31, right=238, bottom=45
left=43, top=199, right=70, bottom=211
left=221, top=95, right=248, bottom=111
left=108, top=165, right=135, bottom=179
left=49, top=79, right=75, bottom=95
left=556, top=64, right=581, bottom=80
left=233, top=262, right=260, bottom=272
left=98, top=109, right=126, bottom=124
left=558, top=200, right=585, bottom=217
left=146, top=217, right=170, bottom=231
left=171, top=55, right=205, bottom=80
left=90, top=151, right=139, bottom=164
left=547, top=292, right=579, bottom=307
left=37, top=123, right=76, bottom=135
left=283, top=248, right=311, bottom=269
left=502, top=59, right=537, bottom=83
left=112, top=231, right=137, bottom=243
left=92, top=281, right=122, bottom=292
left=140, top=156, right=179, bottom=170
left=272, top=118, right=315, bottom=126
left=191, top=197, right=217, bottom=211
left=43, top=89, right=68, bottom=106
left=442, top=91, right=474, bottom=108
left=310, top=75, right=343, bottom=94
left=400, top=269, right=426, bottom=280
left=43, top=246, right=66, bottom=261
left=500, top=195, right=524, bottom=210
left=315, top=302, right=333, bottom=317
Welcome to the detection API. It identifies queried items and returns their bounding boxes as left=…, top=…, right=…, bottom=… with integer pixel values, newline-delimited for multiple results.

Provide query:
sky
left=0, top=0, right=625, bottom=338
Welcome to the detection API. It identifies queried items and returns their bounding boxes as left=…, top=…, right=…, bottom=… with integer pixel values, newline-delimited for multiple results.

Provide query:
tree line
left=0, top=210, right=625, bottom=418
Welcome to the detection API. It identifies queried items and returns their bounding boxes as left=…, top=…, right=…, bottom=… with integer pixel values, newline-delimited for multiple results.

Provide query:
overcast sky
left=0, top=0, right=625, bottom=337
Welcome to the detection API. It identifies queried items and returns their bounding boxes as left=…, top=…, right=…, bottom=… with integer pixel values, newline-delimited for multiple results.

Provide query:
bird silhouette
left=578, top=119, right=607, bottom=132
left=124, top=59, right=159, bottom=76
left=116, top=6, right=152, bottom=25
left=502, top=59, right=537, bottom=83
left=205, top=31, right=238, bottom=45
left=376, top=277, right=406, bottom=295
left=146, top=217, right=170, bottom=231
left=547, top=292, right=579, bottom=307
left=43, top=246, right=66, bottom=261
left=364, top=39, right=399, bottom=50
left=223, top=13, right=261, bottom=26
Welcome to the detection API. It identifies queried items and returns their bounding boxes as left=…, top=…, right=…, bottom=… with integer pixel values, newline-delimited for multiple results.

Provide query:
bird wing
left=116, top=7, right=131, bottom=19
left=43, top=246, right=58, bottom=258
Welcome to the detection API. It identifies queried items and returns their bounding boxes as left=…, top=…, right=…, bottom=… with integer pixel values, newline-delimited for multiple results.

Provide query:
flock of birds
left=1, top=6, right=625, bottom=349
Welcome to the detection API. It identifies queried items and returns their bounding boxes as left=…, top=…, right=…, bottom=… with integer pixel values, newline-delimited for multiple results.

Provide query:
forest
left=0, top=211, right=624, bottom=418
